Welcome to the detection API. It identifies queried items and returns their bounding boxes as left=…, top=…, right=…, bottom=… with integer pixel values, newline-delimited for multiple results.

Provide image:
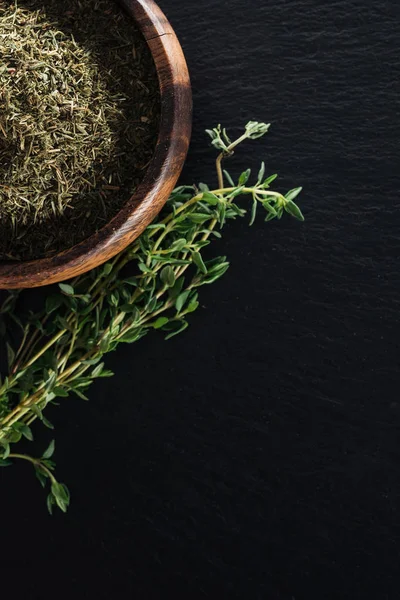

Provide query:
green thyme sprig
left=0, top=121, right=304, bottom=512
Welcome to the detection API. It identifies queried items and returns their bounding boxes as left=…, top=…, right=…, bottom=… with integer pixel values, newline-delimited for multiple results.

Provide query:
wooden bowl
left=0, top=0, right=192, bottom=289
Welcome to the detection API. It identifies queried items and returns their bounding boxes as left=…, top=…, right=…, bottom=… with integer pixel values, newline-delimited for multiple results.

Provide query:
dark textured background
left=1, top=0, right=399, bottom=598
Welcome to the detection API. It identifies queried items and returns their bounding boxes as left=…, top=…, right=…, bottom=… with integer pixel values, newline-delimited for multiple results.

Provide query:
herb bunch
left=0, top=122, right=304, bottom=512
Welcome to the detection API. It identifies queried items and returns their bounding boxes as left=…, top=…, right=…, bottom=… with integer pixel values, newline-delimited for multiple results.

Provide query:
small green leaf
left=185, top=299, right=199, bottom=314
left=42, top=416, right=54, bottom=430
left=223, top=169, right=235, bottom=186
left=257, top=161, right=265, bottom=184
left=284, top=199, right=305, bottom=221
left=169, top=277, right=185, bottom=299
left=73, top=389, right=90, bottom=401
left=160, top=266, right=176, bottom=288
left=165, top=319, right=189, bottom=340
left=146, top=296, right=158, bottom=313
left=45, top=295, right=63, bottom=315
left=153, top=317, right=169, bottom=329
left=20, top=424, right=33, bottom=441
left=262, top=202, right=278, bottom=217
left=0, top=458, right=11, bottom=467
left=6, top=343, right=15, bottom=370
left=92, top=363, right=105, bottom=378
left=51, top=482, right=70, bottom=512
left=53, top=386, right=69, bottom=397
left=285, top=187, right=303, bottom=203
left=103, top=263, right=113, bottom=276
left=59, top=283, right=74, bottom=296
left=199, top=182, right=209, bottom=192
left=42, top=440, right=55, bottom=459
left=265, top=211, right=276, bottom=222
left=175, top=291, right=190, bottom=313
left=238, top=169, right=251, bottom=186
left=170, top=238, right=187, bottom=252
left=262, top=173, right=278, bottom=188
left=187, top=213, right=211, bottom=224
left=123, top=277, right=139, bottom=287
left=202, top=191, right=220, bottom=205
left=1, top=442, right=10, bottom=460
left=109, top=292, right=119, bottom=307
left=35, top=467, right=48, bottom=488
left=249, top=199, right=258, bottom=226
left=192, top=251, right=207, bottom=274
left=138, top=263, right=153, bottom=274
left=47, top=493, right=55, bottom=515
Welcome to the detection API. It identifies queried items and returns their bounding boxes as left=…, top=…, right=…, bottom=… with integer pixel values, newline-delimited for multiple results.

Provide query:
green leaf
left=30, top=405, right=42, bottom=419
left=238, top=169, right=251, bottom=186
left=175, top=291, right=190, bottom=313
left=109, top=292, right=119, bottom=307
left=153, top=317, right=169, bottom=329
left=165, top=320, right=189, bottom=340
left=103, top=262, right=113, bottom=276
left=42, top=416, right=54, bottom=430
left=1, top=442, right=10, bottom=460
left=0, top=458, right=11, bottom=467
left=199, top=262, right=230, bottom=285
left=138, top=263, right=153, bottom=274
left=187, top=213, right=211, bottom=224
left=169, top=276, right=185, bottom=299
left=35, top=467, right=48, bottom=488
left=123, top=277, right=139, bottom=287
left=92, top=363, right=105, bottom=378
left=51, top=482, right=70, bottom=512
left=160, top=266, right=175, bottom=288
left=226, top=185, right=245, bottom=199
left=73, top=389, right=90, bottom=401
left=118, top=328, right=146, bottom=344
left=265, top=211, right=276, bottom=222
left=42, top=440, right=55, bottom=459
left=47, top=493, right=55, bottom=515
left=192, top=251, right=207, bottom=274
left=45, top=295, right=63, bottom=315
left=53, top=386, right=69, bottom=397
left=146, top=296, right=158, bottom=313
left=223, top=169, right=235, bottom=186
left=20, top=424, right=33, bottom=441
left=199, top=182, right=209, bottom=192
left=262, top=202, right=278, bottom=216
left=185, top=299, right=199, bottom=314
left=202, top=191, right=220, bottom=205
left=249, top=199, right=258, bottom=226
left=6, top=343, right=15, bottom=370
left=262, top=173, right=278, bottom=188
left=257, top=161, right=265, bottom=184
left=120, top=305, right=140, bottom=320
left=59, top=283, right=74, bottom=296
left=285, top=187, right=303, bottom=203
left=284, top=199, right=305, bottom=221
left=170, top=238, right=187, bottom=252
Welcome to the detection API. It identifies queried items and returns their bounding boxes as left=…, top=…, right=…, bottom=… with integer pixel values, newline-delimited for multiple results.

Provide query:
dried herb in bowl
left=0, top=0, right=160, bottom=261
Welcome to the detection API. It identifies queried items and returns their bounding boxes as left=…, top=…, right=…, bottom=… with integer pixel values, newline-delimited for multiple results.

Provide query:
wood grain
left=0, top=0, right=192, bottom=289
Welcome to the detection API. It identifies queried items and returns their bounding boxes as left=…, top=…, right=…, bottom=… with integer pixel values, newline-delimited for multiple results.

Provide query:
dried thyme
left=0, top=0, right=160, bottom=260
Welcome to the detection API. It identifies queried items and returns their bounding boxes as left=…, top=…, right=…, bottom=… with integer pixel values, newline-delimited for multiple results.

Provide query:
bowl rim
left=0, top=0, right=192, bottom=289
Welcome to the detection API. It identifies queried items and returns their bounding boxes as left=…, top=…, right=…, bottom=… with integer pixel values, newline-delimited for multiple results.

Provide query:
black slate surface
left=1, top=0, right=399, bottom=598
